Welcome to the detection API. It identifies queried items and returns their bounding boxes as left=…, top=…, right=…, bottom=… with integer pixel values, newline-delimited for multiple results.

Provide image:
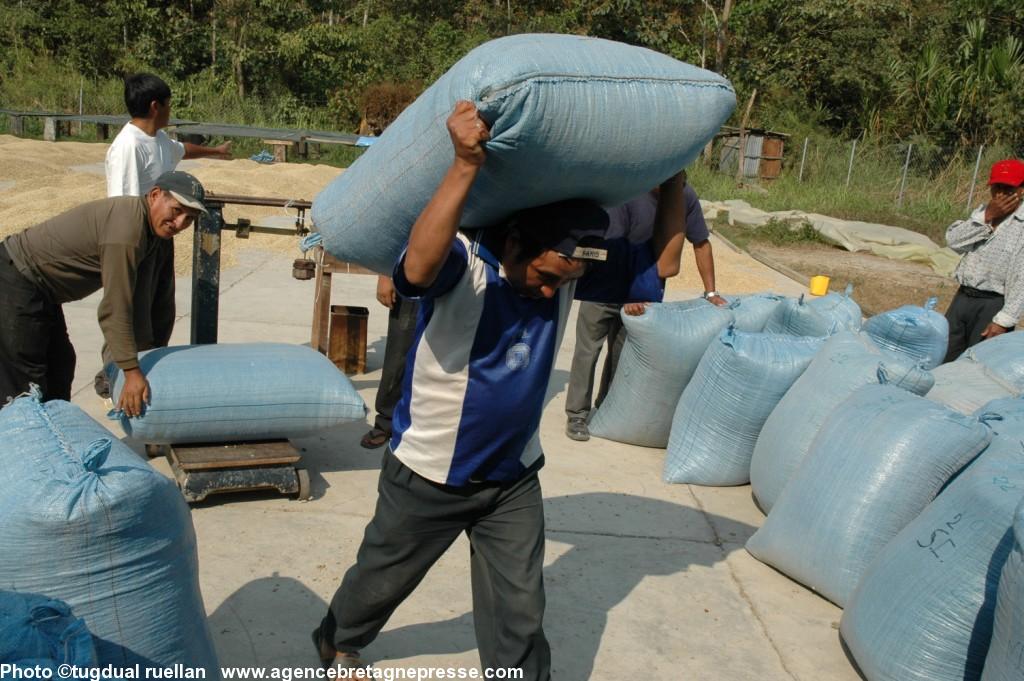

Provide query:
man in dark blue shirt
left=565, top=177, right=727, bottom=441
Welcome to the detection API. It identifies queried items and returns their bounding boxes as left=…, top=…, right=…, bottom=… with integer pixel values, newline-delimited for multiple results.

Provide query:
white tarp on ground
left=702, top=199, right=960, bottom=277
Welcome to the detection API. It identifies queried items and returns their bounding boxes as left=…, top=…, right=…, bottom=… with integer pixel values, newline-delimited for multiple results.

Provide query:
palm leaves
left=891, top=19, right=1024, bottom=144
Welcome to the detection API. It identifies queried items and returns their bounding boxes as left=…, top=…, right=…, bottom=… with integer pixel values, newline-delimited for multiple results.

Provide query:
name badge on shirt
left=571, top=246, right=608, bottom=261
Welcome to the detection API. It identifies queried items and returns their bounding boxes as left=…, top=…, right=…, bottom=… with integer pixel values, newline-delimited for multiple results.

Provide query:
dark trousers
left=944, top=286, right=1010, bottom=363
left=320, top=449, right=550, bottom=680
left=565, top=302, right=624, bottom=419
left=373, top=298, right=419, bottom=432
left=0, top=243, right=76, bottom=403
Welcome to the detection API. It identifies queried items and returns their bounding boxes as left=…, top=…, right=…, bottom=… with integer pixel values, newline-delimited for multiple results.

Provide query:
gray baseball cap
left=154, top=170, right=209, bottom=215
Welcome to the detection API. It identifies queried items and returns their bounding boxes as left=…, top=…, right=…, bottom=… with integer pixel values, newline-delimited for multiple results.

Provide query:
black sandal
left=360, top=428, right=390, bottom=449
left=311, top=626, right=369, bottom=674
left=311, top=627, right=333, bottom=669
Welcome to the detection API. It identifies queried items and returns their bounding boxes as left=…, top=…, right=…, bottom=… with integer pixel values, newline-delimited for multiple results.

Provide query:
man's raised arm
left=650, top=172, right=686, bottom=279
left=403, top=101, right=489, bottom=288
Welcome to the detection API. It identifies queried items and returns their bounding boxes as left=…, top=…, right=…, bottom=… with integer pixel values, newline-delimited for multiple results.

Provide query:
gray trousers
left=372, top=297, right=419, bottom=432
left=944, top=287, right=1010, bottom=363
left=320, top=449, right=551, bottom=680
left=565, top=302, right=624, bottom=419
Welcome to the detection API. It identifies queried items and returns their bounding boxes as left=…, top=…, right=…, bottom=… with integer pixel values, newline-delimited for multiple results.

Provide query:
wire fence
left=702, top=133, right=1021, bottom=239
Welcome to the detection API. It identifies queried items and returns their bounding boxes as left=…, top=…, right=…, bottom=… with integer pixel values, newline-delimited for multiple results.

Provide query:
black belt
left=958, top=285, right=1003, bottom=299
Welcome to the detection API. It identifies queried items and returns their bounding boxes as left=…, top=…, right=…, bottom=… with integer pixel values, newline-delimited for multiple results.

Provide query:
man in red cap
left=943, top=158, right=1024, bottom=361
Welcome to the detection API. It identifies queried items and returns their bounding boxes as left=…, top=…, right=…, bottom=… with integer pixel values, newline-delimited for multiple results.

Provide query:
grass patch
left=687, top=138, right=1013, bottom=244
left=714, top=218, right=834, bottom=252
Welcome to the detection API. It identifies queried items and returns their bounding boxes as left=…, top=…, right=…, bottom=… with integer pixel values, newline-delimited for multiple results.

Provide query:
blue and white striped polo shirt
left=391, top=230, right=663, bottom=487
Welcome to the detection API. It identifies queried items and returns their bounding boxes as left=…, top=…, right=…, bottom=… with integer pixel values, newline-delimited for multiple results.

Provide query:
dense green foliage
left=1, top=0, right=1021, bottom=147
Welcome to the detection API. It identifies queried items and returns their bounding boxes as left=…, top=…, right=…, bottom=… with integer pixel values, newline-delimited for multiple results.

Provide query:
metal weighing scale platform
left=153, top=192, right=365, bottom=504
left=155, top=193, right=316, bottom=504
left=146, top=442, right=311, bottom=503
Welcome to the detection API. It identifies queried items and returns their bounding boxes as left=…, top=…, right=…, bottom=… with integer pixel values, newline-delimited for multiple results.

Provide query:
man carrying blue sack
left=313, top=100, right=686, bottom=680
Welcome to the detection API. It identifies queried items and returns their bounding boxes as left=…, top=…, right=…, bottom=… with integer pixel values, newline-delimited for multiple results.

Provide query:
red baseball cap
left=988, top=159, right=1024, bottom=188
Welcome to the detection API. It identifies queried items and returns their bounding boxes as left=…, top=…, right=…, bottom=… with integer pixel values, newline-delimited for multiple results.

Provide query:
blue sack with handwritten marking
left=841, top=397, right=1024, bottom=681
left=751, top=331, right=934, bottom=513
left=863, top=297, right=949, bottom=370
left=746, top=384, right=992, bottom=607
left=983, top=493, right=1024, bottom=681
left=311, top=33, right=736, bottom=272
left=0, top=392, right=220, bottom=677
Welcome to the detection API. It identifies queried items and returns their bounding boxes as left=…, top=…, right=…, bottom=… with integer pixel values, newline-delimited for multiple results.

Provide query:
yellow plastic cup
left=809, top=275, right=830, bottom=296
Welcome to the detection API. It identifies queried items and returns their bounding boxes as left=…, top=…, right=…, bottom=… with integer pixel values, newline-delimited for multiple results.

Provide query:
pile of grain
left=0, top=134, right=343, bottom=275
left=0, top=134, right=798, bottom=296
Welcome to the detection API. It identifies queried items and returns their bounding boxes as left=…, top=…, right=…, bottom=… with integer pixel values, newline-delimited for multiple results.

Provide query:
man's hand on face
left=985, top=189, right=1023, bottom=226
left=376, top=275, right=397, bottom=309
left=447, top=100, right=489, bottom=168
left=117, top=367, right=150, bottom=418
left=981, top=322, right=1012, bottom=340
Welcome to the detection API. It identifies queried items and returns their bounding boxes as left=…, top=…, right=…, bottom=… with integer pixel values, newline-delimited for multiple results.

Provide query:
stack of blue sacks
left=590, top=294, right=785, bottom=448
left=0, top=390, right=221, bottom=677
left=738, top=308, right=1024, bottom=679
left=841, top=397, right=1024, bottom=680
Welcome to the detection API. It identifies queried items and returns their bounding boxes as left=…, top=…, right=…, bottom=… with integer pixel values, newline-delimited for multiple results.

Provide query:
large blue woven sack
left=841, top=397, right=1024, bottom=681
left=807, top=285, right=862, bottom=330
left=750, top=331, right=934, bottom=513
left=0, top=392, right=220, bottom=676
left=588, top=301, right=733, bottom=447
left=746, top=384, right=992, bottom=606
left=863, top=297, right=949, bottom=370
left=928, top=358, right=1020, bottom=415
left=109, top=343, right=367, bottom=444
left=982, top=495, right=1024, bottom=681
left=762, top=295, right=839, bottom=337
left=310, top=33, right=737, bottom=272
left=966, top=331, right=1024, bottom=391
left=0, top=591, right=96, bottom=673
left=725, top=293, right=786, bottom=332
left=663, top=328, right=824, bottom=486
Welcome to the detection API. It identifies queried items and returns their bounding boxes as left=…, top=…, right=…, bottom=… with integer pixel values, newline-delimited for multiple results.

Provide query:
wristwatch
left=702, top=291, right=719, bottom=300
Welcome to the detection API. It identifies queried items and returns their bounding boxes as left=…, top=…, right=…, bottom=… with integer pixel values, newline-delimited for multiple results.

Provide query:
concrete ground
left=64, top=238, right=864, bottom=681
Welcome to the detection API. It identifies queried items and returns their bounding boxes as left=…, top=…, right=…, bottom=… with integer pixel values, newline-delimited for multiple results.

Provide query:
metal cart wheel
left=295, top=468, right=312, bottom=500
left=145, top=444, right=170, bottom=458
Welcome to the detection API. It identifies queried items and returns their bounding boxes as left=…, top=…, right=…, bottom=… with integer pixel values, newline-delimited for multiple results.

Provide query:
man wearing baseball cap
left=943, top=158, right=1024, bottom=361
left=313, top=101, right=685, bottom=680
left=0, top=170, right=207, bottom=415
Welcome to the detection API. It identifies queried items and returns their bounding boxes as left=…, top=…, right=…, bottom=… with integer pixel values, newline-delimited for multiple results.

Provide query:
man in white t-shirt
left=106, top=73, right=231, bottom=196
left=96, top=73, right=231, bottom=397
